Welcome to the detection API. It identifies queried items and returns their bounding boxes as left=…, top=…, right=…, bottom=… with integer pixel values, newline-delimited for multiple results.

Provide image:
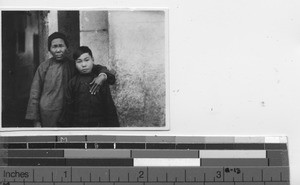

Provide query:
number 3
left=216, top=171, right=222, bottom=178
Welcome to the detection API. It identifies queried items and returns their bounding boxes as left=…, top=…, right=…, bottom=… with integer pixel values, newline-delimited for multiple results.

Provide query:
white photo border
left=0, top=8, right=170, bottom=133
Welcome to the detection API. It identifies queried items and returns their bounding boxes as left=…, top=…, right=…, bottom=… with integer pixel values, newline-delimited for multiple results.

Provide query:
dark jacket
left=59, top=65, right=119, bottom=127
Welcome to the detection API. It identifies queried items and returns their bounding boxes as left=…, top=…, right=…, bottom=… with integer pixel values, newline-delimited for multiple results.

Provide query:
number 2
left=139, top=171, right=144, bottom=178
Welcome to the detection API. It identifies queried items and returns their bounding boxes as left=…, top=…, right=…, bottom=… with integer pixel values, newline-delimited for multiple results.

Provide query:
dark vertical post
left=1, top=11, right=17, bottom=127
left=57, top=11, right=80, bottom=59
left=33, top=34, right=39, bottom=72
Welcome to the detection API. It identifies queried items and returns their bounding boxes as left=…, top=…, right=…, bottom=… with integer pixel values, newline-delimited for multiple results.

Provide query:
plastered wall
left=108, top=11, right=166, bottom=127
left=80, top=11, right=109, bottom=67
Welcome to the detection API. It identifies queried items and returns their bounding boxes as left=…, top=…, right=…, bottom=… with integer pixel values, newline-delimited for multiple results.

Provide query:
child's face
left=50, top=38, right=67, bottom=61
left=75, top=53, right=94, bottom=74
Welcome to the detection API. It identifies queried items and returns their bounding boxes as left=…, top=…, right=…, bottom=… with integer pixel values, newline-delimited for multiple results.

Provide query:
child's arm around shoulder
left=93, top=64, right=116, bottom=85
left=89, top=64, right=116, bottom=95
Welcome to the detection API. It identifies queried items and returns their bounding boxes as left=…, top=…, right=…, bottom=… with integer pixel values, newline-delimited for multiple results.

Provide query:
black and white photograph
left=1, top=1, right=300, bottom=183
left=1, top=10, right=168, bottom=128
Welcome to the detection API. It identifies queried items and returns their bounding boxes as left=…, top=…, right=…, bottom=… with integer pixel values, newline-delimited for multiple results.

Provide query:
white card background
left=0, top=0, right=300, bottom=184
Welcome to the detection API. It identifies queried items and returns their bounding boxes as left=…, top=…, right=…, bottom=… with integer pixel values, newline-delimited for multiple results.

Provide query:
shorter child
left=61, top=46, right=119, bottom=127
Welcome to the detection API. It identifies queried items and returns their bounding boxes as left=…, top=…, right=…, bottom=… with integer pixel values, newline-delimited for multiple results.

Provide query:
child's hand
left=90, top=73, right=107, bottom=95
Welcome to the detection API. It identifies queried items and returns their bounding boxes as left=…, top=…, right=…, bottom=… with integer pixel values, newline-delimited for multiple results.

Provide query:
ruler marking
left=166, top=172, right=168, bottom=182
left=223, top=167, right=225, bottom=182
left=69, top=167, right=72, bottom=182
left=109, top=169, right=111, bottom=182
left=242, top=172, right=244, bottom=181
left=1, top=136, right=290, bottom=184
left=0, top=168, right=290, bottom=183
left=147, top=167, right=149, bottom=182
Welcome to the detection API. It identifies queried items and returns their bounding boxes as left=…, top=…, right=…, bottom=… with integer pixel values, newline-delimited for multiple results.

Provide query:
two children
left=61, top=46, right=119, bottom=127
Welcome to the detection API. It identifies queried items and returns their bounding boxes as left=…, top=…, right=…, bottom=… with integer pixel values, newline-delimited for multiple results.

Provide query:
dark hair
left=48, top=32, right=69, bottom=51
left=73, top=46, right=94, bottom=60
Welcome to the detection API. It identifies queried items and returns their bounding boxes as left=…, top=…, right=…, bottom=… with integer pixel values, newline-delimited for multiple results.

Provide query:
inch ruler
left=0, top=166, right=289, bottom=184
left=0, top=135, right=290, bottom=185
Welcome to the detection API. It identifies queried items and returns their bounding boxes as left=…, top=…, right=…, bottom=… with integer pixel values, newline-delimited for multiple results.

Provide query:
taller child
left=26, top=32, right=115, bottom=127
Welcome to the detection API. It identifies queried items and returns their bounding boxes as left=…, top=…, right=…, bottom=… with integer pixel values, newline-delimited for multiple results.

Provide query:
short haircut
left=73, top=46, right=94, bottom=60
left=48, top=32, right=69, bottom=51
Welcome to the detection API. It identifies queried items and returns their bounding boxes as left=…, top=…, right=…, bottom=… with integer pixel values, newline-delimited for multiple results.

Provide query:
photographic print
left=1, top=10, right=168, bottom=129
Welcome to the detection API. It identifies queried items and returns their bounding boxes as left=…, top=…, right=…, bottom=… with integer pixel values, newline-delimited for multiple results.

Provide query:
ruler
left=0, top=135, right=289, bottom=185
